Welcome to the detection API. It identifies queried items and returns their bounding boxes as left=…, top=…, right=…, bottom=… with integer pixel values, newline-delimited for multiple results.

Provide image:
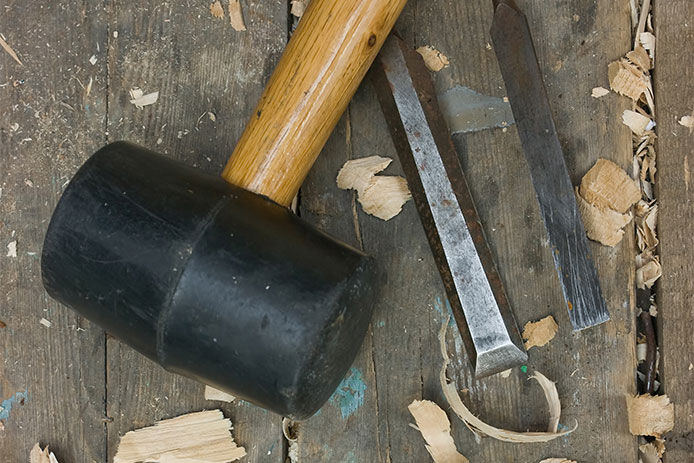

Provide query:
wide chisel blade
left=372, top=36, right=527, bottom=378
left=490, top=0, right=609, bottom=329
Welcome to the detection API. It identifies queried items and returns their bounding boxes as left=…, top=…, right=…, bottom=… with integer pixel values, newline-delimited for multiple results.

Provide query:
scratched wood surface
left=653, top=1, right=694, bottom=461
left=0, top=0, right=649, bottom=462
left=0, top=1, right=109, bottom=462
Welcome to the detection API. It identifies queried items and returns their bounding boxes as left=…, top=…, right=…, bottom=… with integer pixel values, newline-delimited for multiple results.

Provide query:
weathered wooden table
left=1, top=0, right=691, bottom=461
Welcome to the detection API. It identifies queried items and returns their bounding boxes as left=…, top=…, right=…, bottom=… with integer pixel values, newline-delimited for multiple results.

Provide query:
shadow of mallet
left=41, top=0, right=407, bottom=419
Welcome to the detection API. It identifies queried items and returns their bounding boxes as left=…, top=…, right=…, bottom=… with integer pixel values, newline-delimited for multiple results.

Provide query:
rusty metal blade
left=490, top=0, right=609, bottom=330
left=372, top=36, right=527, bottom=378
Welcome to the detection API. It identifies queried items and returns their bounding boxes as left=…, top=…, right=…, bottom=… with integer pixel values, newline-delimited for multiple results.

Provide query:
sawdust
left=29, top=443, right=59, bottom=463
left=591, top=86, right=609, bottom=98
left=438, top=318, right=576, bottom=443
left=0, top=35, right=23, bottom=66
left=622, top=110, right=654, bottom=136
left=113, top=410, right=246, bottom=463
left=580, top=159, right=642, bottom=213
left=521, top=316, right=558, bottom=350
left=337, top=156, right=412, bottom=221
left=204, top=385, right=235, bottom=402
left=408, top=400, right=469, bottom=463
left=575, top=190, right=632, bottom=246
left=228, top=0, right=247, bottom=31
left=416, top=46, right=450, bottom=72
left=291, top=0, right=308, bottom=18
left=210, top=1, right=225, bottom=19
left=678, top=113, right=694, bottom=134
left=626, top=394, right=674, bottom=437
left=129, top=88, right=159, bottom=109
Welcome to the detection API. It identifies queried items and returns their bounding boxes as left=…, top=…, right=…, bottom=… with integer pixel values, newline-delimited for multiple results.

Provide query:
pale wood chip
left=129, top=88, right=159, bottom=109
left=591, top=86, right=610, bottom=98
left=608, top=59, right=649, bottom=101
left=538, top=459, right=577, bottom=463
left=290, top=0, right=308, bottom=18
left=6, top=240, right=17, bottom=257
left=575, top=189, right=632, bottom=247
left=29, top=443, right=60, bottom=463
left=0, top=35, right=23, bottom=65
left=408, top=400, right=469, bottom=463
left=635, top=202, right=658, bottom=251
left=439, top=318, right=576, bottom=443
left=678, top=113, right=694, bottom=134
left=416, top=46, right=450, bottom=72
left=337, top=156, right=411, bottom=221
left=636, top=251, right=661, bottom=289
left=522, top=316, right=558, bottom=350
left=622, top=109, right=654, bottom=136
left=210, top=1, right=225, bottom=19
left=626, top=45, right=651, bottom=72
left=204, top=385, right=235, bottom=403
left=228, top=0, right=246, bottom=31
left=639, top=442, right=662, bottom=463
left=579, top=158, right=642, bottom=213
left=639, top=31, right=656, bottom=59
left=626, top=394, right=674, bottom=437
left=113, top=410, right=246, bottom=463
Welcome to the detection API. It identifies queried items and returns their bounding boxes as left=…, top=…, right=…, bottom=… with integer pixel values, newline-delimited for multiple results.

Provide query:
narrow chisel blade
left=490, top=0, right=609, bottom=329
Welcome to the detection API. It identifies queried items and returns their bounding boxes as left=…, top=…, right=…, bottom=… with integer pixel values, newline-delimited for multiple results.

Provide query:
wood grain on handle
left=222, top=0, right=407, bottom=206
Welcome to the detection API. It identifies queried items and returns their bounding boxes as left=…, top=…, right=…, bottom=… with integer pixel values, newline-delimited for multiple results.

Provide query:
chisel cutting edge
left=490, top=0, right=609, bottom=330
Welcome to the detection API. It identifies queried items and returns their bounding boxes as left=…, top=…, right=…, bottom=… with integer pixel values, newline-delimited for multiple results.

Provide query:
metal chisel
left=372, top=35, right=527, bottom=378
left=490, top=0, right=609, bottom=330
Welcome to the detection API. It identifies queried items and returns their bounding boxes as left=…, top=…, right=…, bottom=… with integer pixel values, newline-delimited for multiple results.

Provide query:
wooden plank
left=298, top=0, right=638, bottom=461
left=0, top=1, right=109, bottom=462
left=653, top=1, right=694, bottom=460
left=104, top=1, right=287, bottom=461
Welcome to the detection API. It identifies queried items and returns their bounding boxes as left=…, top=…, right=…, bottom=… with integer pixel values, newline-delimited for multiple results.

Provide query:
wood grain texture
left=223, top=0, right=407, bottom=206
left=298, top=0, right=638, bottom=461
left=105, top=1, right=287, bottom=461
left=653, top=1, right=694, bottom=460
left=0, top=1, right=109, bottom=462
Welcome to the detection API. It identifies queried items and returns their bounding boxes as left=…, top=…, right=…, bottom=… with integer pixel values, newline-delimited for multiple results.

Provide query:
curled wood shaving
left=529, top=372, right=560, bottom=433
left=0, top=35, right=23, bottom=66
left=438, top=319, right=576, bottom=443
left=129, top=88, right=159, bottom=109
left=522, top=316, right=558, bottom=350
left=678, top=113, right=694, bottom=134
left=623, top=110, right=654, bottom=136
left=416, top=46, right=450, bottom=72
left=228, top=0, right=246, bottom=31
left=408, top=400, right=469, bottom=463
left=538, top=459, right=577, bottom=463
left=210, top=1, right=225, bottom=19
left=579, top=158, right=642, bottom=213
left=626, top=394, right=674, bottom=437
left=29, top=443, right=59, bottom=463
left=113, top=410, right=246, bottom=463
left=639, top=442, right=662, bottom=463
left=576, top=190, right=632, bottom=246
left=204, top=385, right=235, bottom=402
left=591, top=86, right=609, bottom=98
left=291, top=0, right=308, bottom=18
left=626, top=45, right=651, bottom=72
left=608, top=59, right=650, bottom=101
left=337, top=156, right=412, bottom=221
left=635, top=201, right=658, bottom=251
left=636, top=251, right=661, bottom=289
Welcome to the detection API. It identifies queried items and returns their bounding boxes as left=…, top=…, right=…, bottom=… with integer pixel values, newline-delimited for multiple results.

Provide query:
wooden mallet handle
left=222, top=0, right=407, bottom=207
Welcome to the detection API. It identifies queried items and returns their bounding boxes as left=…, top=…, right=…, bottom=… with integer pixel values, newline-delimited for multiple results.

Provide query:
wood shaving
left=626, top=394, right=674, bottom=437
left=635, top=201, right=658, bottom=250
left=626, top=45, right=651, bottom=72
left=204, top=385, right=235, bottom=402
left=291, top=0, right=307, bottom=18
left=438, top=319, right=576, bottom=443
left=623, top=110, right=654, bottom=136
left=635, top=251, right=661, bottom=289
left=0, top=35, right=23, bottom=66
left=678, top=113, right=694, bottom=134
left=210, top=1, right=225, bottom=19
left=408, top=400, right=469, bottom=463
left=29, top=443, right=59, bottom=463
left=39, top=318, right=52, bottom=328
left=129, top=88, right=159, bottom=109
left=579, top=158, right=642, bottom=213
left=591, top=86, right=610, bottom=98
left=639, top=442, right=662, bottom=463
left=282, top=418, right=299, bottom=463
left=576, top=190, right=632, bottom=246
left=639, top=32, right=656, bottom=59
left=416, top=46, right=450, bottom=72
left=608, top=59, right=650, bottom=101
left=337, top=156, right=411, bottom=221
left=228, top=0, right=246, bottom=31
left=522, top=316, right=558, bottom=350
left=113, top=410, right=246, bottom=463
left=538, top=459, right=577, bottom=463
left=6, top=240, right=17, bottom=257
left=530, top=372, right=560, bottom=433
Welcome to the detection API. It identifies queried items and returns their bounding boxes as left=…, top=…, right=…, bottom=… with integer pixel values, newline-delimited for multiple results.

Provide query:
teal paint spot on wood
left=376, top=320, right=385, bottom=328
left=520, top=365, right=528, bottom=373
left=433, top=296, right=456, bottom=326
left=330, top=367, right=366, bottom=419
left=0, top=390, right=28, bottom=421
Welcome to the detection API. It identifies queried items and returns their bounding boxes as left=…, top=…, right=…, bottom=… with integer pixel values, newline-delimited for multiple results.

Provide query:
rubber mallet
left=41, top=0, right=407, bottom=419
